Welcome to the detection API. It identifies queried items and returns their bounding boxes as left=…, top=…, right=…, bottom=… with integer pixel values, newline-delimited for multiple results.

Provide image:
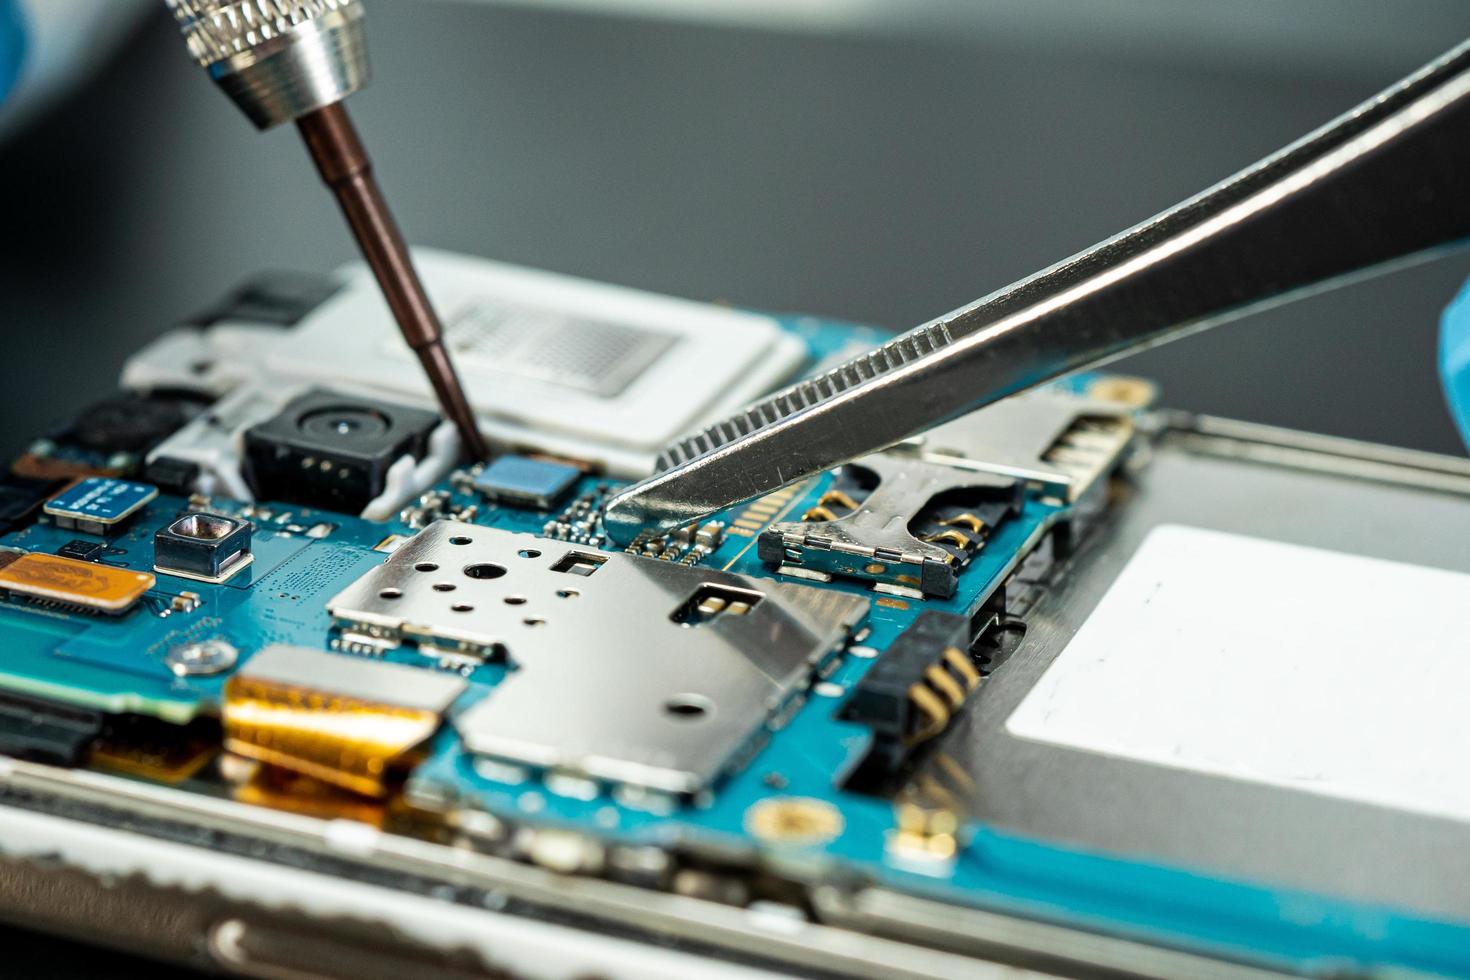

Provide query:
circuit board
left=3, top=255, right=1469, bottom=978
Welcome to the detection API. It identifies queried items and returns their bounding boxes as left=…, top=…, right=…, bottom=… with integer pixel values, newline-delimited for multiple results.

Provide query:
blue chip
left=473, top=456, right=581, bottom=510
left=43, top=477, right=158, bottom=534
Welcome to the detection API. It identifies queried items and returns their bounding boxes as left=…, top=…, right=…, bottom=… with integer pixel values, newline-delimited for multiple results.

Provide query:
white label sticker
left=1007, top=525, right=1470, bottom=823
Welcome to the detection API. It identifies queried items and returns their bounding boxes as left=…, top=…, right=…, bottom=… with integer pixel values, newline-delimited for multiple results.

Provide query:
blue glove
left=0, top=0, right=23, bottom=107
left=1440, top=277, right=1470, bottom=450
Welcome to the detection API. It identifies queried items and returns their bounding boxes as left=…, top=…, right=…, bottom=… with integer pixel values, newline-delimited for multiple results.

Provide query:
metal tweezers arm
left=604, top=39, right=1470, bottom=544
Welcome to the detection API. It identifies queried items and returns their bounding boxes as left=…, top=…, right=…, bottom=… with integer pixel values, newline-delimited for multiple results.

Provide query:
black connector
left=0, top=475, right=63, bottom=533
left=840, top=610, right=980, bottom=794
left=144, top=456, right=202, bottom=496
left=65, top=394, right=198, bottom=456
left=188, top=271, right=342, bottom=328
left=243, top=388, right=440, bottom=513
left=57, top=540, right=107, bottom=563
left=0, top=689, right=105, bottom=766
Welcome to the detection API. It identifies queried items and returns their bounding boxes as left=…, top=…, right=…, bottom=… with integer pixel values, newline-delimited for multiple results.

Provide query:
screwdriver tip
left=297, top=105, right=489, bottom=464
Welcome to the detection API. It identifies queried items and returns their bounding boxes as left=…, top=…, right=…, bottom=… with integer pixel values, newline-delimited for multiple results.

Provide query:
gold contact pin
left=913, top=774, right=961, bottom=812
left=896, top=800, right=929, bottom=834
left=906, top=683, right=950, bottom=745
left=890, top=801, right=960, bottom=861
left=819, top=489, right=861, bottom=511
left=802, top=506, right=840, bottom=523
left=923, top=529, right=971, bottom=549
left=941, top=513, right=986, bottom=534
left=933, top=752, right=978, bottom=794
left=943, top=647, right=982, bottom=689
left=924, top=663, right=968, bottom=709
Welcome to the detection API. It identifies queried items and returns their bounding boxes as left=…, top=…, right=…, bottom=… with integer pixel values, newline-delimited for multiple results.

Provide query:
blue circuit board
left=1, top=314, right=1468, bottom=976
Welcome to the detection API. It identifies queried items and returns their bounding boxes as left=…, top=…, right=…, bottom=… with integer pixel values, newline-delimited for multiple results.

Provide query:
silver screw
left=165, top=638, right=238, bottom=677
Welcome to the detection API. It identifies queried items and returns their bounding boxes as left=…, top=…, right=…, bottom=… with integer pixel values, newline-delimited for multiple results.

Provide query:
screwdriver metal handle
left=164, top=0, right=370, bottom=129
left=603, top=38, right=1470, bottom=545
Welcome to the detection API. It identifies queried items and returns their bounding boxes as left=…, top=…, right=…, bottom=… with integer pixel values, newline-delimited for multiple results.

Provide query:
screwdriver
left=163, top=0, right=490, bottom=462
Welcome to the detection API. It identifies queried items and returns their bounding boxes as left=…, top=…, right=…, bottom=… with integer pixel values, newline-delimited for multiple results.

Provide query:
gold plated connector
left=224, top=674, right=442, bottom=797
left=223, top=646, right=466, bottom=798
left=801, top=488, right=866, bottom=524
left=0, top=552, right=154, bottom=614
left=889, top=802, right=961, bottom=863
left=940, top=513, right=986, bottom=533
left=903, top=647, right=982, bottom=747
left=922, top=529, right=972, bottom=549
left=820, top=489, right=861, bottom=511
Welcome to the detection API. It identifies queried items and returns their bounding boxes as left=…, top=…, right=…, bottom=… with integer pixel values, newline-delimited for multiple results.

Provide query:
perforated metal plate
left=326, top=521, right=868, bottom=793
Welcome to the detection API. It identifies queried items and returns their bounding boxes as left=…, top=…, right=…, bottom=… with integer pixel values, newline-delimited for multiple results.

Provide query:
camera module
left=244, top=389, right=440, bottom=512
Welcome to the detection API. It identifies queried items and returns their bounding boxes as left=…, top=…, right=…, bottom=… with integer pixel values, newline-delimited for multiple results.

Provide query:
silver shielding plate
left=894, top=384, right=1141, bottom=501
left=327, top=521, right=868, bottom=794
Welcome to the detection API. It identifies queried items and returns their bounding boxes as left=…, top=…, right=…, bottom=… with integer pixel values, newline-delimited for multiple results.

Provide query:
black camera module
left=243, top=389, right=440, bottom=513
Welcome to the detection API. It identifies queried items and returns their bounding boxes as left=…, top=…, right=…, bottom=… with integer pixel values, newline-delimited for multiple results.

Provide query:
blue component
left=43, top=477, right=157, bottom=531
left=473, top=455, right=581, bottom=509
left=0, top=0, right=24, bottom=109
left=1440, top=275, right=1470, bottom=450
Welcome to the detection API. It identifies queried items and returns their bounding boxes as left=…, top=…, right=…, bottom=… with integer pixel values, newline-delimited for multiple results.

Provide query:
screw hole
left=518, top=548, right=542, bottom=559
left=414, top=562, right=440, bottom=572
left=378, top=588, right=402, bottom=600
left=433, top=582, right=457, bottom=592
left=522, top=617, right=546, bottom=627
left=451, top=603, right=475, bottom=613
left=449, top=536, right=473, bottom=546
left=504, top=595, right=527, bottom=606
left=664, top=694, right=712, bottom=720
left=556, top=589, right=580, bottom=599
left=463, top=563, right=507, bottom=580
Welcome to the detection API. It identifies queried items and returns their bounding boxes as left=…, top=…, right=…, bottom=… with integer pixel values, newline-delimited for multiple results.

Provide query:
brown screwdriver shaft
left=296, top=103, right=490, bottom=461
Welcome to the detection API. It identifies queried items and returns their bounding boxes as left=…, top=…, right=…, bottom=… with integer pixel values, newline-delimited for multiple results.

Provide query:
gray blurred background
left=0, top=2, right=1468, bottom=975
left=2, top=1, right=1470, bottom=464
